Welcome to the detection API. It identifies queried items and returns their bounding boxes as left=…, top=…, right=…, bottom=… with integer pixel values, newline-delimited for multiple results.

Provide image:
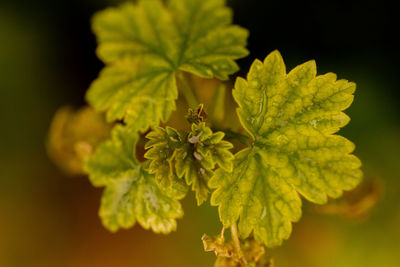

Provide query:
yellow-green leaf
left=84, top=125, right=184, bottom=233
left=210, top=50, right=362, bottom=247
left=87, top=0, right=249, bottom=132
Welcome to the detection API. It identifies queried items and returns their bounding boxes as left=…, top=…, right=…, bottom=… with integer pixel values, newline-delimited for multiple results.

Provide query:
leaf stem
left=177, top=72, right=199, bottom=108
left=213, top=128, right=251, bottom=146
left=220, top=226, right=226, bottom=239
left=230, top=223, right=247, bottom=266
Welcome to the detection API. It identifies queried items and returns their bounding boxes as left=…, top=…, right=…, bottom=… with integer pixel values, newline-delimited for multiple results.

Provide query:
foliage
left=48, top=0, right=363, bottom=265
left=84, top=125, right=186, bottom=233
left=86, top=0, right=248, bottom=132
left=210, top=51, right=362, bottom=247
left=145, top=121, right=233, bottom=205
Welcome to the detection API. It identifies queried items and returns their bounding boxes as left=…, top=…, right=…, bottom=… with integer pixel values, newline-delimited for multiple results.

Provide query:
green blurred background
left=1, top=0, right=399, bottom=266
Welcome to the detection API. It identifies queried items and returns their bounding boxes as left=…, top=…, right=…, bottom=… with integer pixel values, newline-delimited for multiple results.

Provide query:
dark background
left=1, top=0, right=399, bottom=266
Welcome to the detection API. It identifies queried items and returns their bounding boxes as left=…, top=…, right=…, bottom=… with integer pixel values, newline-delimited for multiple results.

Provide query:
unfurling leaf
left=186, top=104, right=207, bottom=125
left=145, top=122, right=234, bottom=205
left=84, top=125, right=184, bottom=233
left=203, top=233, right=271, bottom=267
left=202, top=234, right=234, bottom=258
left=87, top=0, right=249, bottom=132
left=210, top=50, right=363, bottom=247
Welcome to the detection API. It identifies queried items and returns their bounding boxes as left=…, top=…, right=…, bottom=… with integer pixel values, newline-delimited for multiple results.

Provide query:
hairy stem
left=177, top=72, right=199, bottom=108
left=231, top=223, right=247, bottom=266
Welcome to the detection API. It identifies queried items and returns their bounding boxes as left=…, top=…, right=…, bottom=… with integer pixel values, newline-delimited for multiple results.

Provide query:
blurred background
left=1, top=0, right=399, bottom=266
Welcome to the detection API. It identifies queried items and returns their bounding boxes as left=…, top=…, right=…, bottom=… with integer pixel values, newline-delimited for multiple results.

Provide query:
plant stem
left=177, top=72, right=199, bottom=108
left=230, top=223, right=247, bottom=266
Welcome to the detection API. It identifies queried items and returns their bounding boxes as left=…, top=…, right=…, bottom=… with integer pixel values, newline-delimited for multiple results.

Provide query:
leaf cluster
left=145, top=122, right=233, bottom=205
left=48, top=0, right=364, bottom=262
left=81, top=0, right=247, bottom=234
left=86, top=0, right=248, bottom=132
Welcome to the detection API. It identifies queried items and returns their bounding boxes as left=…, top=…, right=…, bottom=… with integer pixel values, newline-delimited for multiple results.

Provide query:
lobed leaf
left=84, top=125, right=184, bottom=233
left=86, top=57, right=177, bottom=132
left=87, top=0, right=249, bottom=132
left=210, top=50, right=363, bottom=247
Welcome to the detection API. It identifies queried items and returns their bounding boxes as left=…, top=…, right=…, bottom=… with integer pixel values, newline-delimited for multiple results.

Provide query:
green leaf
left=87, top=58, right=177, bottom=132
left=210, top=50, right=363, bottom=247
left=145, top=122, right=234, bottom=205
left=84, top=125, right=184, bottom=233
left=86, top=0, right=249, bottom=132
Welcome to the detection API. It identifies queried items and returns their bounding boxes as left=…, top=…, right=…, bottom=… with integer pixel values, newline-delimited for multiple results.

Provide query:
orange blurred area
left=1, top=0, right=399, bottom=266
